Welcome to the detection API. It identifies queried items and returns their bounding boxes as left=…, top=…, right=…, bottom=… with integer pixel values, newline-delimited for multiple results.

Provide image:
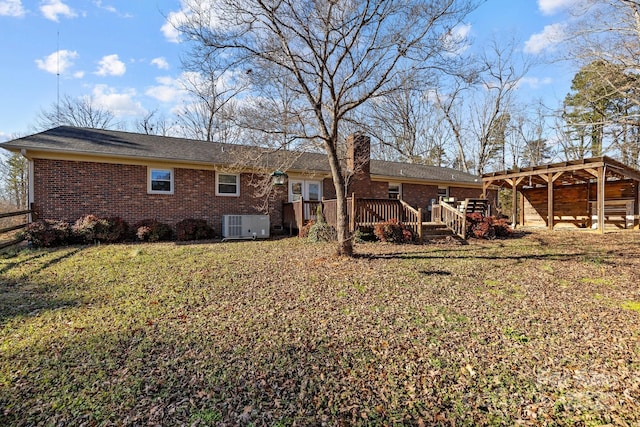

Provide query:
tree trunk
left=326, top=141, right=353, bottom=256
left=333, top=179, right=352, bottom=257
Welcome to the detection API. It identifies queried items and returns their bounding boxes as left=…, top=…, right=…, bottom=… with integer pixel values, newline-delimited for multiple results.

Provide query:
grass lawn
left=1, top=231, right=639, bottom=426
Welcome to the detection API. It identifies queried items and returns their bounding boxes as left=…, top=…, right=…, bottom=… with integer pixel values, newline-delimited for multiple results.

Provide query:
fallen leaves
left=0, top=232, right=639, bottom=425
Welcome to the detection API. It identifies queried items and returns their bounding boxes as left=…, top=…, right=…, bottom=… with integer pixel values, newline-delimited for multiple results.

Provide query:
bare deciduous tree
left=362, top=86, right=450, bottom=166
left=136, top=110, right=173, bottom=136
left=558, top=0, right=640, bottom=166
left=508, top=101, right=554, bottom=167
left=469, top=38, right=530, bottom=174
left=35, top=94, right=116, bottom=130
left=177, top=0, right=479, bottom=256
left=176, top=59, right=249, bottom=143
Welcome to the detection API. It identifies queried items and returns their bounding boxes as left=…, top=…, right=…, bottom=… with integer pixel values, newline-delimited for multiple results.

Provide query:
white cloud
left=73, top=70, right=85, bottom=79
left=146, top=75, right=186, bottom=103
left=443, top=23, right=472, bottom=55
left=93, top=0, right=115, bottom=13
left=91, top=85, right=146, bottom=117
left=161, top=9, right=187, bottom=43
left=93, top=0, right=132, bottom=18
left=161, top=1, right=224, bottom=43
left=35, top=49, right=78, bottom=74
left=524, top=23, right=566, bottom=54
left=95, top=54, right=126, bottom=76
left=0, top=0, right=25, bottom=17
left=151, top=57, right=169, bottom=70
left=40, top=0, right=77, bottom=22
left=538, top=0, right=578, bottom=16
left=519, top=76, right=554, bottom=89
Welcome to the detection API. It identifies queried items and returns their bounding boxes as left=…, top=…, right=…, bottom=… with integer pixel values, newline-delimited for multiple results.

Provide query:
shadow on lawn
left=0, top=288, right=80, bottom=325
left=0, top=247, right=85, bottom=324
left=0, top=247, right=84, bottom=275
left=357, top=250, right=619, bottom=265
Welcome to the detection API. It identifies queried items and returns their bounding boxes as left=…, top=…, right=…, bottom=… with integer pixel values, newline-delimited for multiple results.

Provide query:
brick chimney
left=346, top=133, right=372, bottom=197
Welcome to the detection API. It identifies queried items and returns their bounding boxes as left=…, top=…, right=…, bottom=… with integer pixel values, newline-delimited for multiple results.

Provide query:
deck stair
left=421, top=221, right=455, bottom=240
left=431, top=198, right=490, bottom=240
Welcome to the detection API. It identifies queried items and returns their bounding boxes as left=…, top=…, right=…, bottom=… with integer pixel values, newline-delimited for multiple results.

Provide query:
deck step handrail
left=398, top=199, right=423, bottom=243
left=438, top=201, right=467, bottom=239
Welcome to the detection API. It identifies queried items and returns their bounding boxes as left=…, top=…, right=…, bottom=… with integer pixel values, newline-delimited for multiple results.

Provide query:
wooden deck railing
left=0, top=207, right=33, bottom=249
left=353, top=198, right=402, bottom=227
left=285, top=195, right=424, bottom=242
left=283, top=199, right=322, bottom=233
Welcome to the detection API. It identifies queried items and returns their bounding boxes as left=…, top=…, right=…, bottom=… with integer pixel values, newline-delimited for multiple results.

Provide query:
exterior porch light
left=270, top=169, right=288, bottom=186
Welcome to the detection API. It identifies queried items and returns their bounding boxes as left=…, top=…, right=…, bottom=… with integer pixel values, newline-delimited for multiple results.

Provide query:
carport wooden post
left=547, top=173, right=554, bottom=231
left=586, top=167, right=606, bottom=234
left=506, top=178, right=523, bottom=228
left=540, top=172, right=563, bottom=231
left=482, top=180, right=492, bottom=199
left=597, top=167, right=605, bottom=234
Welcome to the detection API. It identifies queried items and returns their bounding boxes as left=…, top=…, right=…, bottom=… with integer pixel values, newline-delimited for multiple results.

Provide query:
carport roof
left=482, top=156, right=640, bottom=189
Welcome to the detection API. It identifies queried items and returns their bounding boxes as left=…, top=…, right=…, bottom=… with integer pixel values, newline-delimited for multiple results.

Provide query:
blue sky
left=0, top=0, right=580, bottom=141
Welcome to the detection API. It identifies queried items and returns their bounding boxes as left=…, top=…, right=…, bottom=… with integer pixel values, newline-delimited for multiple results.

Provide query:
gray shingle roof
left=1, top=126, right=480, bottom=184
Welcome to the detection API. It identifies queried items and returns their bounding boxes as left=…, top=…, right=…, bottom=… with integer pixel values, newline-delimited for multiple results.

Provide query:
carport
left=481, top=157, right=640, bottom=233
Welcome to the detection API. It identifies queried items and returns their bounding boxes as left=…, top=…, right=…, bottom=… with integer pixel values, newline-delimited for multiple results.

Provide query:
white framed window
left=438, top=186, right=450, bottom=201
left=148, top=168, right=174, bottom=194
left=388, top=182, right=401, bottom=199
left=216, top=173, right=240, bottom=196
left=289, top=180, right=322, bottom=202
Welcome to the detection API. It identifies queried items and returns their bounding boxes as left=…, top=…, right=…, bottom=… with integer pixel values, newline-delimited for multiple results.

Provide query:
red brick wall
left=346, top=173, right=373, bottom=198
left=32, top=159, right=285, bottom=234
left=449, top=186, right=486, bottom=200
left=402, top=183, right=439, bottom=210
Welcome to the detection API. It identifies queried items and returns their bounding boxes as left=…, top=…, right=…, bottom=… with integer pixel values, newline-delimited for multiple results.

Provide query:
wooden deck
left=284, top=196, right=489, bottom=242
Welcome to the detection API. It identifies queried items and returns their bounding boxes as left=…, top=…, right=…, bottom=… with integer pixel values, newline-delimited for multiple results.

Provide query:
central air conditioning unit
left=222, top=215, right=270, bottom=240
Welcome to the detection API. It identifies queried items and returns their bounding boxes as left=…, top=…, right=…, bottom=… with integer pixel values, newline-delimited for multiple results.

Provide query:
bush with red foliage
left=72, top=215, right=130, bottom=243
left=23, top=220, right=72, bottom=247
left=134, top=219, right=174, bottom=242
left=466, top=213, right=513, bottom=239
left=175, top=218, right=215, bottom=241
left=374, top=218, right=414, bottom=243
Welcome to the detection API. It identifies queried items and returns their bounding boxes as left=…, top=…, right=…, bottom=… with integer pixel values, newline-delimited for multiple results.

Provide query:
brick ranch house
left=1, top=126, right=492, bottom=236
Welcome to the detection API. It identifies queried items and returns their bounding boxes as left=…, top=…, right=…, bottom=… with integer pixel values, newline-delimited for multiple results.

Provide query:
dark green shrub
left=23, top=220, right=72, bottom=247
left=134, top=219, right=174, bottom=242
left=175, top=218, right=215, bottom=241
left=306, top=205, right=337, bottom=242
left=374, top=218, right=413, bottom=243
left=354, top=226, right=377, bottom=243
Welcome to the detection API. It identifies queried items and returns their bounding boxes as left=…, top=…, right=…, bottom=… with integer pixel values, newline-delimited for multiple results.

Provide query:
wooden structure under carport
left=481, top=156, right=640, bottom=233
